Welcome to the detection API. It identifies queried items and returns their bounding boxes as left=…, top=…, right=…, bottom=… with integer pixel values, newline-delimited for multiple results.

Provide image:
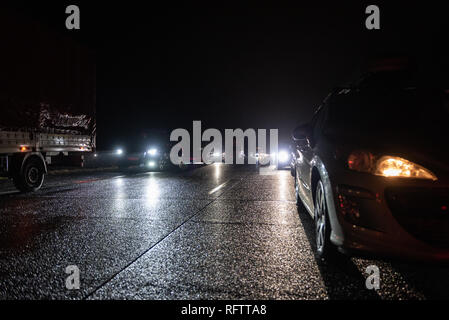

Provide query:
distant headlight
left=148, top=161, right=156, bottom=167
left=348, top=151, right=437, bottom=181
left=148, top=148, right=158, bottom=156
left=278, top=150, right=289, bottom=163
left=116, top=149, right=123, bottom=155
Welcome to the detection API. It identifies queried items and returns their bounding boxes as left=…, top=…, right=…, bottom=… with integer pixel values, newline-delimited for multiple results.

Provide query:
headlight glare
left=148, top=161, right=156, bottom=167
left=278, top=150, right=289, bottom=163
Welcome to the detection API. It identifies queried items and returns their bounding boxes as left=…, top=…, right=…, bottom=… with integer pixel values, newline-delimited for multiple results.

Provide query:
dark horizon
left=3, top=2, right=448, bottom=150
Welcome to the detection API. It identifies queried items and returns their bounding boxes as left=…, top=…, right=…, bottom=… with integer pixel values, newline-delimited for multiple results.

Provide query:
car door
left=295, top=106, right=324, bottom=214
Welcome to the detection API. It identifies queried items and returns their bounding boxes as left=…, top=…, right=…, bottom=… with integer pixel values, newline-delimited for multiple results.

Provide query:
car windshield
left=324, top=88, right=449, bottom=139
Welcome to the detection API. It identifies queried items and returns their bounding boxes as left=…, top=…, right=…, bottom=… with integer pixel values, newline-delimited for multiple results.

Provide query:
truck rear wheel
left=13, top=157, right=45, bottom=192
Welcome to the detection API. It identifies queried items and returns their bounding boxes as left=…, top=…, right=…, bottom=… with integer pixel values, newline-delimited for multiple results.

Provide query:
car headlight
left=148, top=148, right=158, bottom=156
left=148, top=161, right=156, bottom=167
left=347, top=151, right=437, bottom=181
left=375, top=156, right=437, bottom=180
left=116, top=148, right=123, bottom=155
left=278, top=150, right=289, bottom=163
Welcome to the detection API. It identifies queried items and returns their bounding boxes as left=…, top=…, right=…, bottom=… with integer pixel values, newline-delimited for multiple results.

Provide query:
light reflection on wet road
left=1, top=165, right=449, bottom=299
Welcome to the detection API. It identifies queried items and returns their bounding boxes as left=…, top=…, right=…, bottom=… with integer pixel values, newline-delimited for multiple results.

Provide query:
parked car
left=292, top=72, right=449, bottom=262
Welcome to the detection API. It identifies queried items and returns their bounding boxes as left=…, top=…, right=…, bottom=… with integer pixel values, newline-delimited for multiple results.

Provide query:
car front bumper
left=326, top=165, right=449, bottom=262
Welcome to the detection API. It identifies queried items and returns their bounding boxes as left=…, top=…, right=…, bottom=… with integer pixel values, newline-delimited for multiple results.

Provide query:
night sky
left=4, top=1, right=449, bottom=149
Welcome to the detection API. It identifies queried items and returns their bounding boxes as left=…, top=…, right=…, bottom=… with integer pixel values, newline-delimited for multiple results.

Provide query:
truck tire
left=13, top=157, right=45, bottom=192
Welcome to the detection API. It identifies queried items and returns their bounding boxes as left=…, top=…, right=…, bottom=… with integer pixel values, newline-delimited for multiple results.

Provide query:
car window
left=311, top=105, right=325, bottom=140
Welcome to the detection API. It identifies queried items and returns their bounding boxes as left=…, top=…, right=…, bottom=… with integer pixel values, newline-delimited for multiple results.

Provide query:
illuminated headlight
left=278, top=150, right=289, bottom=163
left=348, top=151, right=437, bottom=181
left=213, top=152, right=221, bottom=157
left=116, top=149, right=123, bottom=155
left=148, top=161, right=156, bottom=167
left=148, top=148, right=158, bottom=156
left=375, top=156, right=437, bottom=180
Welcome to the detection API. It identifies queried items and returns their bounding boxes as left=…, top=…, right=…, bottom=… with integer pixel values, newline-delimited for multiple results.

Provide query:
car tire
left=314, top=179, right=337, bottom=260
left=13, top=157, right=45, bottom=192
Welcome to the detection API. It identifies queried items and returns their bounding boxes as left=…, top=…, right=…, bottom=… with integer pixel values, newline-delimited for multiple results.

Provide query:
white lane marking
left=208, top=180, right=230, bottom=195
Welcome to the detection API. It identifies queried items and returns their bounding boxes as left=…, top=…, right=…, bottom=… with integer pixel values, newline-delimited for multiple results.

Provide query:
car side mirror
left=292, top=124, right=311, bottom=141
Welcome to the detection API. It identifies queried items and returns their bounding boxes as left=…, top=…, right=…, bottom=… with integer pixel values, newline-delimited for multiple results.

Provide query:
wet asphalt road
left=1, top=164, right=449, bottom=300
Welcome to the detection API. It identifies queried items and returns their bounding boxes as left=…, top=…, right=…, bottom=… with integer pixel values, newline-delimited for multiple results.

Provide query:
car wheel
left=314, top=179, right=336, bottom=260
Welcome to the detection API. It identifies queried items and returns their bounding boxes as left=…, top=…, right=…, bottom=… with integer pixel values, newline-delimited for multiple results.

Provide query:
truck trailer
left=0, top=7, right=96, bottom=192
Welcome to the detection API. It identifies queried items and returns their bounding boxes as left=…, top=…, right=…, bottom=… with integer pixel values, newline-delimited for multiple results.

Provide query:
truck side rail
left=0, top=131, right=35, bottom=154
left=0, top=131, right=94, bottom=154
left=38, top=133, right=93, bottom=152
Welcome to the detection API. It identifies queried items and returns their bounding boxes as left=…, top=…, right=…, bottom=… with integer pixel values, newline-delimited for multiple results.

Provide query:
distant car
left=114, top=129, right=174, bottom=171
left=249, top=147, right=290, bottom=168
left=142, top=147, right=170, bottom=171
left=115, top=145, right=169, bottom=171
left=249, top=147, right=270, bottom=166
left=292, top=74, right=449, bottom=262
